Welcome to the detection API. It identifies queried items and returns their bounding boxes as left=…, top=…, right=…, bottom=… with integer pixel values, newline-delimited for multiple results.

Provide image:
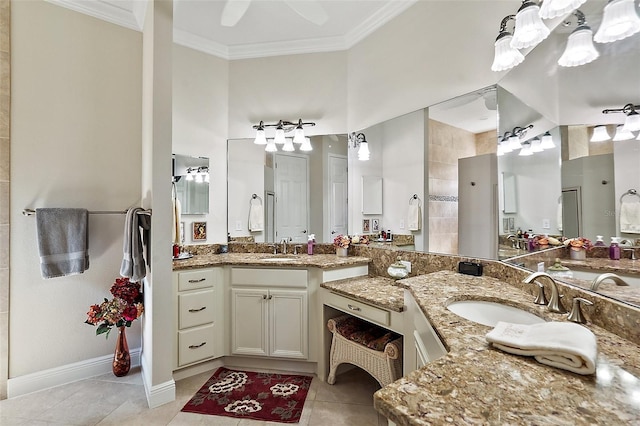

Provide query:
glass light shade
left=358, top=141, right=370, bottom=161
left=500, top=139, right=513, bottom=153
left=531, top=138, right=544, bottom=152
left=293, top=126, right=305, bottom=144
left=274, top=128, right=286, bottom=144
left=185, top=172, right=194, bottom=181
left=590, top=125, right=611, bottom=142
left=558, top=27, right=599, bottom=67
left=204, top=173, right=210, bottom=183
left=282, top=138, right=295, bottom=152
left=509, top=135, right=522, bottom=150
left=539, top=0, right=587, bottom=19
left=541, top=132, right=556, bottom=149
left=613, top=124, right=634, bottom=141
left=594, top=0, right=640, bottom=43
left=265, top=139, right=278, bottom=152
left=519, top=142, right=534, bottom=156
left=491, top=34, right=525, bottom=72
left=195, top=173, right=204, bottom=183
left=511, top=2, right=550, bottom=49
left=622, top=111, right=640, bottom=132
left=637, top=131, right=640, bottom=141
left=300, top=137, right=313, bottom=151
left=254, top=128, right=267, bottom=145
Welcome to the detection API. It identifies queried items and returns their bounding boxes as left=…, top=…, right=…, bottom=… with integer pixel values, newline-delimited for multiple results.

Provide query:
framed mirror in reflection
left=227, top=135, right=348, bottom=244
left=172, top=154, right=210, bottom=215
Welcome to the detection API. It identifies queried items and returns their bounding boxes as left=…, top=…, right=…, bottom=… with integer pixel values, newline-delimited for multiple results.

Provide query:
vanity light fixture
left=530, top=137, right=544, bottom=152
left=558, top=10, right=599, bottom=67
left=519, top=140, right=534, bottom=156
left=491, top=15, right=525, bottom=72
left=540, top=131, right=556, bottom=149
left=590, top=125, right=611, bottom=142
left=602, top=103, right=640, bottom=133
left=593, top=0, right=640, bottom=44
left=252, top=118, right=316, bottom=152
left=185, top=166, right=209, bottom=183
left=300, top=137, right=313, bottom=152
left=539, top=0, right=587, bottom=20
left=612, top=124, right=635, bottom=141
left=349, top=132, right=370, bottom=161
left=511, top=0, right=550, bottom=49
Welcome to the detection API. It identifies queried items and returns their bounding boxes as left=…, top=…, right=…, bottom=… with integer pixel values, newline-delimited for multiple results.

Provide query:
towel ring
left=620, top=189, right=640, bottom=203
left=409, top=194, right=422, bottom=207
left=250, top=194, right=263, bottom=205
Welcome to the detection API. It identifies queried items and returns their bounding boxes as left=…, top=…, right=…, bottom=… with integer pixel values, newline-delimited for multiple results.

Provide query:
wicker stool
left=327, top=314, right=403, bottom=387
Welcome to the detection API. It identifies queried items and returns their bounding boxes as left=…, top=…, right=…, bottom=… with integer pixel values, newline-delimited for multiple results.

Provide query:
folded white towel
left=36, top=208, right=89, bottom=279
left=407, top=204, right=421, bottom=231
left=248, top=202, right=264, bottom=232
left=172, top=197, right=182, bottom=244
left=620, top=201, right=640, bottom=234
left=486, top=321, right=597, bottom=375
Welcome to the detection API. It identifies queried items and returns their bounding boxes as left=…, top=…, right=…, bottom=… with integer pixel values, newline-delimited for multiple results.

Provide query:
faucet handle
left=532, top=282, right=548, bottom=305
left=268, top=244, right=277, bottom=255
left=294, top=245, right=302, bottom=255
left=567, top=297, right=593, bottom=324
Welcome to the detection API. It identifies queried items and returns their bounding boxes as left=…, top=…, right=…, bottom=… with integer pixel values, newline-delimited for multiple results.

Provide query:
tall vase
left=113, top=326, right=131, bottom=377
left=336, top=247, right=348, bottom=257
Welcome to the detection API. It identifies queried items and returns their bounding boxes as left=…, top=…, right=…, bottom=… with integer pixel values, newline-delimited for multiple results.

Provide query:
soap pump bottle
left=609, top=237, right=621, bottom=260
left=594, top=235, right=605, bottom=246
left=307, top=234, right=315, bottom=255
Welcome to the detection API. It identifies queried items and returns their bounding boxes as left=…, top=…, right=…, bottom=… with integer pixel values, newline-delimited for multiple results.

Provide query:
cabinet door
left=231, top=288, right=268, bottom=356
left=269, top=289, right=308, bottom=359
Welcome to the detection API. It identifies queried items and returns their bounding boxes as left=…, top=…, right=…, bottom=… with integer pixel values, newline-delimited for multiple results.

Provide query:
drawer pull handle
left=188, top=307, right=206, bottom=313
left=347, top=304, right=361, bottom=312
left=268, top=295, right=273, bottom=300
left=188, top=278, right=206, bottom=283
left=188, top=342, right=207, bottom=349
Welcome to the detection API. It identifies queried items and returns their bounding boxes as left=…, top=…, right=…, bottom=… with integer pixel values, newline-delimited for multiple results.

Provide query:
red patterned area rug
left=181, top=367, right=313, bottom=423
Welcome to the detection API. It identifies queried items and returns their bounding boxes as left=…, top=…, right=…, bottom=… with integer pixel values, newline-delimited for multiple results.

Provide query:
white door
left=231, top=288, right=268, bottom=356
left=275, top=154, right=309, bottom=243
left=328, top=155, right=348, bottom=242
left=269, top=289, right=308, bottom=359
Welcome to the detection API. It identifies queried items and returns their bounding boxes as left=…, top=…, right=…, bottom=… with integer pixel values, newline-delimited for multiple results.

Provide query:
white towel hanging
left=248, top=194, right=264, bottom=232
left=407, top=195, right=421, bottom=231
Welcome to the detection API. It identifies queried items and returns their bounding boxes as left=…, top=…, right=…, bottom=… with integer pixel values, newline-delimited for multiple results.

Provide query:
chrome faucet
left=522, top=272, right=567, bottom=314
left=268, top=244, right=277, bottom=255
left=590, top=273, right=630, bottom=291
left=623, top=248, right=637, bottom=260
left=506, top=234, right=518, bottom=248
left=280, top=237, right=290, bottom=255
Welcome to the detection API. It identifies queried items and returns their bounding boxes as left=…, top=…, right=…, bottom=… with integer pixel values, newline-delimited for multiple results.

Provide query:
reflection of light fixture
left=186, top=166, right=209, bottom=183
left=519, top=141, right=534, bottom=156
left=282, top=137, right=295, bottom=152
left=539, top=0, right=587, bottom=20
left=558, top=10, right=599, bottom=67
left=540, top=131, right=556, bottom=149
left=590, top=125, right=611, bottom=142
left=252, top=118, right=316, bottom=152
left=613, top=124, right=635, bottom=141
left=531, top=137, right=544, bottom=152
left=300, top=137, right=313, bottom=151
left=594, top=0, right=640, bottom=44
left=491, top=15, right=525, bottom=72
left=602, top=103, right=640, bottom=133
left=185, top=172, right=194, bottom=181
left=349, top=132, right=370, bottom=161
left=293, top=119, right=305, bottom=144
left=511, top=1, right=550, bottom=49
left=265, top=139, right=277, bottom=152
left=274, top=122, right=286, bottom=145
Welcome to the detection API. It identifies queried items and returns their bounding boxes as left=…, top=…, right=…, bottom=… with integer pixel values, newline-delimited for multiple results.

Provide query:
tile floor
left=0, top=366, right=388, bottom=425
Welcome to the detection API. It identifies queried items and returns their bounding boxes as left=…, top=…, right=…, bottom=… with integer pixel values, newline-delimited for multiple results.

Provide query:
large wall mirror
left=173, top=154, right=210, bottom=215
left=227, top=135, right=348, bottom=244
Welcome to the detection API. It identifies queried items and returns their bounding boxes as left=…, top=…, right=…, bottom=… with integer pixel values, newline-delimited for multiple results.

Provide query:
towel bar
left=23, top=208, right=152, bottom=216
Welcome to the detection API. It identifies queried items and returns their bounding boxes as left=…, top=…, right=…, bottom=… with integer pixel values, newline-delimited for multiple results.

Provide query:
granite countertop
left=559, top=276, right=640, bottom=307
left=320, top=276, right=405, bottom=312
left=560, top=257, right=640, bottom=276
left=373, top=270, right=640, bottom=425
left=172, top=252, right=371, bottom=270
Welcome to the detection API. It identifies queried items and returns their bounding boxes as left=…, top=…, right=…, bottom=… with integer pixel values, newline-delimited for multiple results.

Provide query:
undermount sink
left=262, top=257, right=297, bottom=262
left=446, top=300, right=545, bottom=327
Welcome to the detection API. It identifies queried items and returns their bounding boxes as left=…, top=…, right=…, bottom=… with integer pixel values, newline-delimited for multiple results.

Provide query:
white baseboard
left=140, top=354, right=176, bottom=409
left=7, top=348, right=141, bottom=398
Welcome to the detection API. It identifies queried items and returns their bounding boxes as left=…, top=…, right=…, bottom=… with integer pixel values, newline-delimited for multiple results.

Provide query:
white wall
left=10, top=1, right=143, bottom=376
left=613, top=140, right=640, bottom=240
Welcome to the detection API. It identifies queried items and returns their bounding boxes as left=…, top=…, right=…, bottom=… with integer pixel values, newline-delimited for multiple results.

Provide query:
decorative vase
left=336, top=247, right=348, bottom=257
left=569, top=248, right=586, bottom=260
left=113, top=326, right=131, bottom=377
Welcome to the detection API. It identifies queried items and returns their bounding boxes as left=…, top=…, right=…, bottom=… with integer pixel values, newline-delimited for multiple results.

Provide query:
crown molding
left=174, top=29, right=230, bottom=59
left=344, top=0, right=419, bottom=48
left=227, top=36, right=348, bottom=60
left=45, top=0, right=143, bottom=31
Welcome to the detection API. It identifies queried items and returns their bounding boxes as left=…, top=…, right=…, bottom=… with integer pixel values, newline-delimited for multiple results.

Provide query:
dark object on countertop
left=219, top=244, right=228, bottom=254
left=458, top=261, right=483, bottom=276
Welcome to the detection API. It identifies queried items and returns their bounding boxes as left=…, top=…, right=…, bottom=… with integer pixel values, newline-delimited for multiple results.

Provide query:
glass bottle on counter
left=609, top=237, right=621, bottom=260
left=594, top=235, right=605, bottom=246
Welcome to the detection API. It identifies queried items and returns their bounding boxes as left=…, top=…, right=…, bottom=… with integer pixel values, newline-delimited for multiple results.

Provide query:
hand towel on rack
left=486, top=321, right=597, bottom=375
left=620, top=201, right=640, bottom=234
left=407, top=204, right=421, bottom=231
left=36, top=208, right=90, bottom=279
left=172, top=196, right=182, bottom=244
left=120, top=207, right=147, bottom=282
left=248, top=201, right=264, bottom=232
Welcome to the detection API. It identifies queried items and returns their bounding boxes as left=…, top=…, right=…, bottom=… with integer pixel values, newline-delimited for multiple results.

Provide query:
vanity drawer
left=325, top=291, right=390, bottom=326
left=178, top=324, right=216, bottom=366
left=178, top=269, right=216, bottom=291
left=179, top=289, right=216, bottom=329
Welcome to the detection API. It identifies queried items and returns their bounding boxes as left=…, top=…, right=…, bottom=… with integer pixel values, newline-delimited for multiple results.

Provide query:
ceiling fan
left=221, top=0, right=329, bottom=27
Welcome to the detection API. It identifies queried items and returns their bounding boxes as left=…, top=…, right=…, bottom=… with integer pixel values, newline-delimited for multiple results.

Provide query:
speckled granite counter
left=560, top=256, right=640, bottom=276
left=172, top=252, right=371, bottom=270
left=320, top=276, right=404, bottom=312
left=374, top=270, right=640, bottom=425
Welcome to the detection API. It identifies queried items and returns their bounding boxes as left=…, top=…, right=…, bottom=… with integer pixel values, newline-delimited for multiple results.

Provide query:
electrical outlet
left=400, top=260, right=411, bottom=273
left=399, top=220, right=405, bottom=229
left=537, top=262, right=545, bottom=272
left=542, top=219, right=550, bottom=229
left=235, top=220, right=242, bottom=231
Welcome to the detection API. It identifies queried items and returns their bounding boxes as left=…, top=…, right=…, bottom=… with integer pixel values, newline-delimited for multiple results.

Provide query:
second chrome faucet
left=523, top=272, right=568, bottom=314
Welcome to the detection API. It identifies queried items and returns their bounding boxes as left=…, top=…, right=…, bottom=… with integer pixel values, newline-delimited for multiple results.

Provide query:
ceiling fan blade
left=285, top=0, right=328, bottom=26
left=221, top=0, right=252, bottom=27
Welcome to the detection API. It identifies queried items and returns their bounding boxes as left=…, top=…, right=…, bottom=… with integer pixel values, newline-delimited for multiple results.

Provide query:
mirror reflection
left=172, top=154, right=210, bottom=215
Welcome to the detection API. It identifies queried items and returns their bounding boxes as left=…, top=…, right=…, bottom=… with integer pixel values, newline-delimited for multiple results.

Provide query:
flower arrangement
left=86, top=277, right=144, bottom=338
left=333, top=234, right=351, bottom=249
left=564, top=237, right=593, bottom=251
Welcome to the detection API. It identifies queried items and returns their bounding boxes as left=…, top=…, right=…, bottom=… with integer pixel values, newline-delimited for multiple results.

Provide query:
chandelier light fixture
left=539, top=0, right=587, bottom=19
left=511, top=0, right=550, bottom=49
left=348, top=132, right=370, bottom=161
left=558, top=10, right=599, bottom=67
left=252, top=119, right=316, bottom=153
left=491, top=15, right=525, bottom=71
left=590, top=125, right=611, bottom=142
left=593, top=0, right=640, bottom=43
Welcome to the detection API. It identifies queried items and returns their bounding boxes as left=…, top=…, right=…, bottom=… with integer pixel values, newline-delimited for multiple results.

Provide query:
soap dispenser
left=609, top=237, right=621, bottom=260
left=307, top=234, right=315, bottom=255
left=594, top=235, right=605, bottom=246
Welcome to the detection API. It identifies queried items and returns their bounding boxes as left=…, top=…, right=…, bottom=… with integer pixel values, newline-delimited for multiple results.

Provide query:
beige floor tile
left=313, top=368, right=380, bottom=405
left=308, top=400, right=379, bottom=426
left=169, top=411, right=240, bottom=425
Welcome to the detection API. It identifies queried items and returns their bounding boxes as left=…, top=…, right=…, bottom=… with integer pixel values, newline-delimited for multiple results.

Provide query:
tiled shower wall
left=0, top=0, right=9, bottom=400
left=428, top=122, right=496, bottom=255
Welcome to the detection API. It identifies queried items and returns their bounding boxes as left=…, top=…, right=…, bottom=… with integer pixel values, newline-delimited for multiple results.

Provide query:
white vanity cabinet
left=404, top=289, right=447, bottom=374
left=174, top=268, right=224, bottom=368
left=230, top=268, right=309, bottom=360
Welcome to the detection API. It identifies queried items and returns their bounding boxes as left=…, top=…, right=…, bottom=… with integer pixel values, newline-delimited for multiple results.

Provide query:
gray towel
left=120, top=207, right=147, bottom=282
left=36, top=208, right=89, bottom=279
